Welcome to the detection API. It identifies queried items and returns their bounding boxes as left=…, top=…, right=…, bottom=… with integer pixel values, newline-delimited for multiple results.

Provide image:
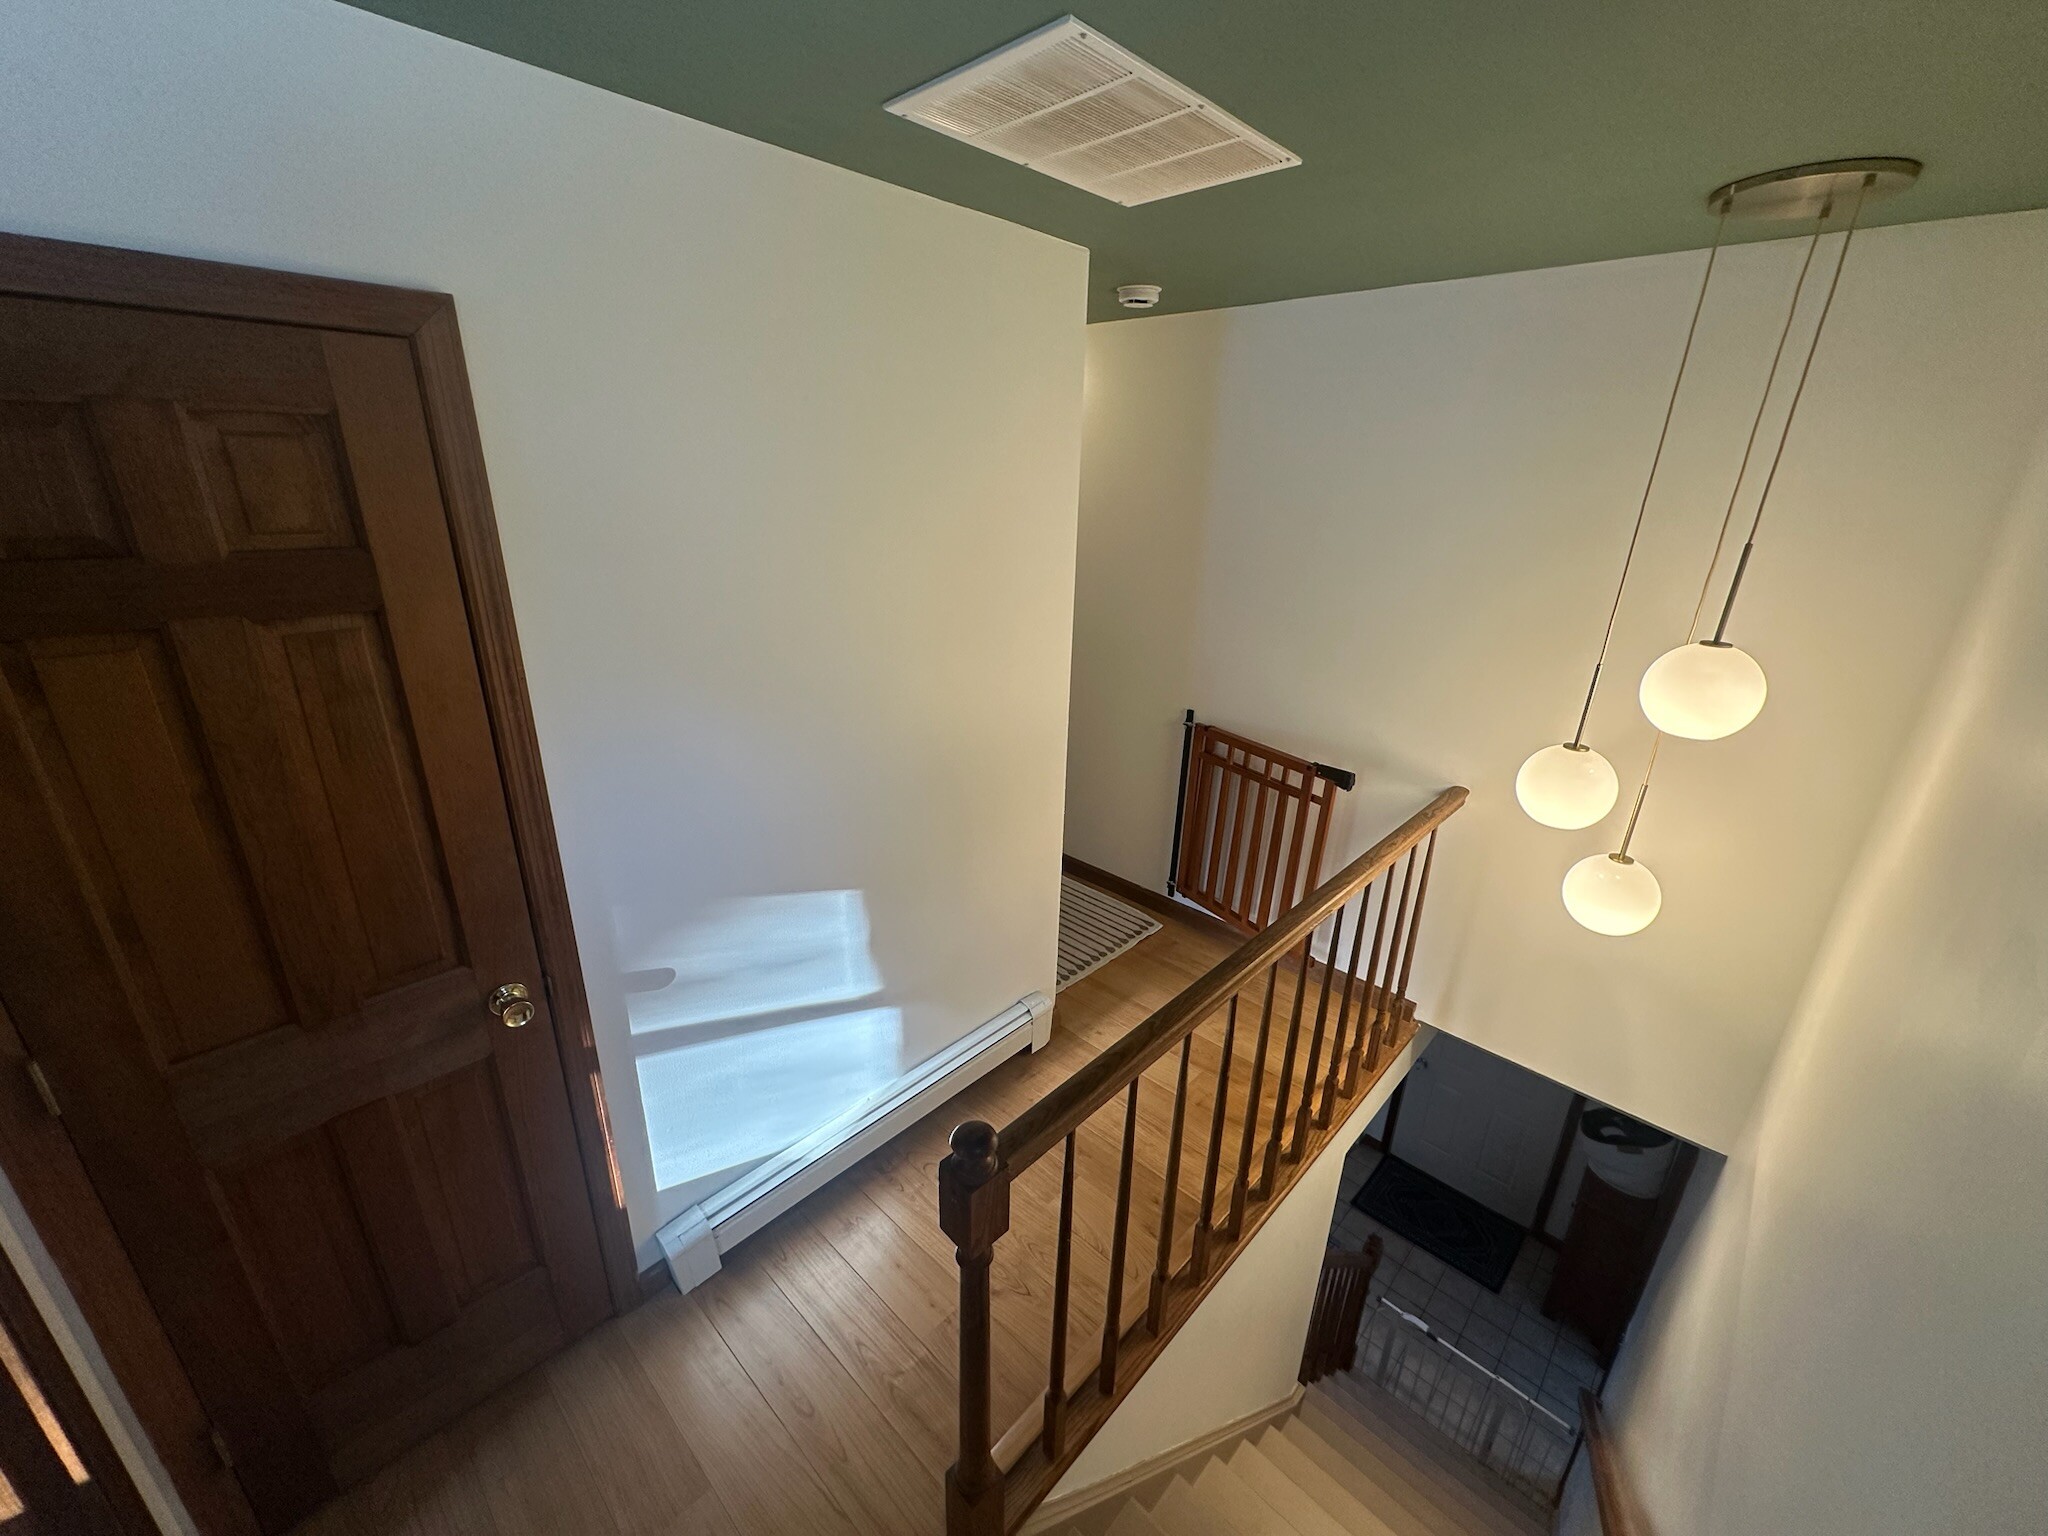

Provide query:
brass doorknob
left=490, top=982, right=536, bottom=1028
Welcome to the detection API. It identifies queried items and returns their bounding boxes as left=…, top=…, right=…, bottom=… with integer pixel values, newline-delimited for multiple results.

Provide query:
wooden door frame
left=0, top=231, right=640, bottom=1531
left=0, top=1221, right=158, bottom=1535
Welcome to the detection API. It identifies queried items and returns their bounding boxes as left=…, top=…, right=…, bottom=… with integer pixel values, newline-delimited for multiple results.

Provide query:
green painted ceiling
left=343, top=0, right=2048, bottom=321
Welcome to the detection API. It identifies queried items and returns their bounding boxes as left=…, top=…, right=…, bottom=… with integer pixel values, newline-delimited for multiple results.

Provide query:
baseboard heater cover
left=657, top=990, right=1054, bottom=1293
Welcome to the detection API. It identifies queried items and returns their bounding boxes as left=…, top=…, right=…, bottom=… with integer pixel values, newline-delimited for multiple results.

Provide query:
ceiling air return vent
left=885, top=16, right=1300, bottom=207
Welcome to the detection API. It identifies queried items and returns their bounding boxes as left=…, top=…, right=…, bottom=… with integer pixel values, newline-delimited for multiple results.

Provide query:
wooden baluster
left=1365, top=848, right=1417, bottom=1075
left=1344, top=874, right=1393, bottom=1095
left=1192, top=997, right=1236, bottom=1281
left=1275, top=767, right=1312, bottom=921
left=1040, top=1132, right=1077, bottom=1459
left=1227, top=967, right=1279, bottom=1237
left=940, top=1121, right=1009, bottom=1536
left=1238, top=775, right=1276, bottom=925
left=1388, top=830, right=1439, bottom=1049
left=1290, top=904, right=1344, bottom=1158
left=1218, top=761, right=1258, bottom=919
left=1098, top=1079, right=1141, bottom=1395
left=1202, top=751, right=1241, bottom=903
left=1257, top=933, right=1315, bottom=1196
left=1318, top=883, right=1372, bottom=1126
left=1212, top=757, right=1245, bottom=913
left=1254, top=775, right=1291, bottom=928
left=1147, top=1034, right=1193, bottom=1333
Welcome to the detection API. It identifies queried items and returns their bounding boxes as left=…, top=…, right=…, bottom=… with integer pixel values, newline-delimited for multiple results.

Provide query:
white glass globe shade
left=1562, top=853, right=1662, bottom=936
left=1515, top=743, right=1619, bottom=830
left=1639, top=641, right=1767, bottom=740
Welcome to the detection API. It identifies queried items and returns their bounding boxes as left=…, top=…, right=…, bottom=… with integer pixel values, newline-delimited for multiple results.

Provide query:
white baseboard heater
left=656, top=990, right=1054, bottom=1293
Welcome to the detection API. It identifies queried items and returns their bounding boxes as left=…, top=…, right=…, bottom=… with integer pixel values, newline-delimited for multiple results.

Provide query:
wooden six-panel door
left=0, top=296, right=610, bottom=1531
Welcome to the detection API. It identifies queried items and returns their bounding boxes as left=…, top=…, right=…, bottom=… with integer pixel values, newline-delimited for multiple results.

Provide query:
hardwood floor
left=295, top=906, right=1375, bottom=1536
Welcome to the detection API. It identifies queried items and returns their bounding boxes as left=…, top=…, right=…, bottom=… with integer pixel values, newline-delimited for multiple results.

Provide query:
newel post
left=940, top=1120, right=1010, bottom=1536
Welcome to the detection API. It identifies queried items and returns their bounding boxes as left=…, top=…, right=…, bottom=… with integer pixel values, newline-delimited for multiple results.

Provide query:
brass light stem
left=1682, top=206, right=1829, bottom=643
left=1615, top=733, right=1662, bottom=859
left=1711, top=172, right=1874, bottom=643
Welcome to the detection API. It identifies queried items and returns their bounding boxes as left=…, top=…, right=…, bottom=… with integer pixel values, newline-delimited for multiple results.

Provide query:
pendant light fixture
left=1641, top=159, right=1920, bottom=740
left=1562, top=736, right=1664, bottom=935
left=1565, top=158, right=1918, bottom=936
left=1516, top=206, right=1728, bottom=830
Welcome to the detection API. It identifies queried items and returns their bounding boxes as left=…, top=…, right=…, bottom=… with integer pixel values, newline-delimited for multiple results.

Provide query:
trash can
left=1579, top=1106, right=1675, bottom=1198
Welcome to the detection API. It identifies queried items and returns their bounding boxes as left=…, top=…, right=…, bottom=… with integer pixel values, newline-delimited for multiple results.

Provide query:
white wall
left=0, top=0, right=1088, bottom=1260
left=1067, top=210, right=2048, bottom=1150
left=1581, top=426, right=2048, bottom=1534
left=1049, top=1033, right=1423, bottom=1498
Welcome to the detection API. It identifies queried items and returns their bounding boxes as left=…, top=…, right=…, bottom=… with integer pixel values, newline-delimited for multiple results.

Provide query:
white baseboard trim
left=1020, top=1385, right=1306, bottom=1532
left=658, top=990, right=1054, bottom=1293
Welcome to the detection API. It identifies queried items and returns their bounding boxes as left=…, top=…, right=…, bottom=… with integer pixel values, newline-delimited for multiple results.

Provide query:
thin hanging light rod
left=1607, top=205, right=1832, bottom=859
left=1683, top=208, right=1831, bottom=642
left=1565, top=203, right=1731, bottom=749
left=1615, top=733, right=1661, bottom=860
left=1711, top=172, right=1874, bottom=643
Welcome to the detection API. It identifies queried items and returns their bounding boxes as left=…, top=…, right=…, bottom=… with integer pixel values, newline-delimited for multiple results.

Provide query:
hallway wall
left=1067, top=208, right=2048, bottom=1149
left=0, top=0, right=1089, bottom=1259
left=1577, top=424, right=2048, bottom=1534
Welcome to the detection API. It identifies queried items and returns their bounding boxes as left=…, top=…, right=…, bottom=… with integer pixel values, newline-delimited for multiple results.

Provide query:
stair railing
left=1300, top=1238, right=1383, bottom=1384
left=941, top=786, right=1467, bottom=1534
left=1578, top=1388, right=1649, bottom=1535
left=1357, top=1297, right=1576, bottom=1503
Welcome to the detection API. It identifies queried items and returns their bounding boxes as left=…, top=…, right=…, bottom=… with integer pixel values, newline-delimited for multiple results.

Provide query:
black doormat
left=1352, top=1155, right=1524, bottom=1293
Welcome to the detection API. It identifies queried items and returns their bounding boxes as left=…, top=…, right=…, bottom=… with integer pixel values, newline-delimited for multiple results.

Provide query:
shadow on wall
left=1064, top=311, right=1227, bottom=894
left=614, top=890, right=902, bottom=1199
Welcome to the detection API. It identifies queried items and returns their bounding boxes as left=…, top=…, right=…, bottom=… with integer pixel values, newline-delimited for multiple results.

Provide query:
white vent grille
left=886, top=17, right=1299, bottom=207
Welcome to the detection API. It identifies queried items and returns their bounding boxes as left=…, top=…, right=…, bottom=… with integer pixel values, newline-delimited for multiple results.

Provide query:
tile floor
left=1330, top=1140, right=1604, bottom=1430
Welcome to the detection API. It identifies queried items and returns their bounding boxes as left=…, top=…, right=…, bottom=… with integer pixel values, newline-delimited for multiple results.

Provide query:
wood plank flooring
left=294, top=903, right=1393, bottom=1536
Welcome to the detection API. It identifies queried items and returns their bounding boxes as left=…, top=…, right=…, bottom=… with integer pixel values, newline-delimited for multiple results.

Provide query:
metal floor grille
left=1056, top=877, right=1161, bottom=991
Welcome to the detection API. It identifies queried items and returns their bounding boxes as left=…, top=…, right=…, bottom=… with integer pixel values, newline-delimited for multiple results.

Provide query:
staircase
left=1048, top=1374, right=1551, bottom=1536
left=942, top=788, right=1470, bottom=1533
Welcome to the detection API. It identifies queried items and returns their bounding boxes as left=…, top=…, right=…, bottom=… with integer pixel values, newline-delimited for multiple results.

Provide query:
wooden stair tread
left=1317, top=1376, right=1550, bottom=1534
left=1102, top=1500, right=1173, bottom=1536
left=1189, top=1455, right=1309, bottom=1534
left=1287, top=1402, right=1481, bottom=1536
left=1224, top=1439, right=1358, bottom=1536
left=1305, top=1385, right=1545, bottom=1536
left=1152, top=1472, right=1252, bottom=1536
left=1250, top=1422, right=1405, bottom=1536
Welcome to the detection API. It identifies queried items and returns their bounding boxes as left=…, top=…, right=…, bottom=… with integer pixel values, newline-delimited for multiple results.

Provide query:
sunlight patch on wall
left=622, top=889, right=882, bottom=1035
left=635, top=1005, right=903, bottom=1190
left=614, top=889, right=900, bottom=1192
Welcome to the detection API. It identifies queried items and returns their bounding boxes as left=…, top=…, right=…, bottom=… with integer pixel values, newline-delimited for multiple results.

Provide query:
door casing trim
left=0, top=229, right=641, bottom=1534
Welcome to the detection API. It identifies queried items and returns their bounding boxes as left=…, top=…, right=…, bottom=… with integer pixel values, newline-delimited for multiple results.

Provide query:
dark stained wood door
left=0, top=296, right=611, bottom=1531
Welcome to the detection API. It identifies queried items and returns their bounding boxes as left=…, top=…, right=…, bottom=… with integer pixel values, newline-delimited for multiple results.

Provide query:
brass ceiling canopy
left=1709, top=157, right=1922, bottom=221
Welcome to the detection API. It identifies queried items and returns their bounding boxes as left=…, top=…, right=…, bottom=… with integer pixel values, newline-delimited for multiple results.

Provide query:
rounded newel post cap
left=949, top=1121, right=1000, bottom=1184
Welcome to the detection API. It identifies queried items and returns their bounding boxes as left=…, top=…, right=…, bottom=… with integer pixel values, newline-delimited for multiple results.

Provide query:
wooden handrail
left=940, top=785, right=1468, bottom=1535
left=1580, top=1390, right=1648, bottom=1536
left=1001, top=786, right=1467, bottom=1171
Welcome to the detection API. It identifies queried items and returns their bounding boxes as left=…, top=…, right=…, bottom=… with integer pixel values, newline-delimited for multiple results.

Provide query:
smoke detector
left=1116, top=284, right=1163, bottom=309
left=885, top=16, right=1300, bottom=207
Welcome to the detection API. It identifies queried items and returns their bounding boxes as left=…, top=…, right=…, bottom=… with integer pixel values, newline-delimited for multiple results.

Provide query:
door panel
left=1394, top=1033, right=1575, bottom=1228
left=0, top=399, right=126, bottom=559
left=0, top=296, right=608, bottom=1530
left=8, top=630, right=288, bottom=1060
